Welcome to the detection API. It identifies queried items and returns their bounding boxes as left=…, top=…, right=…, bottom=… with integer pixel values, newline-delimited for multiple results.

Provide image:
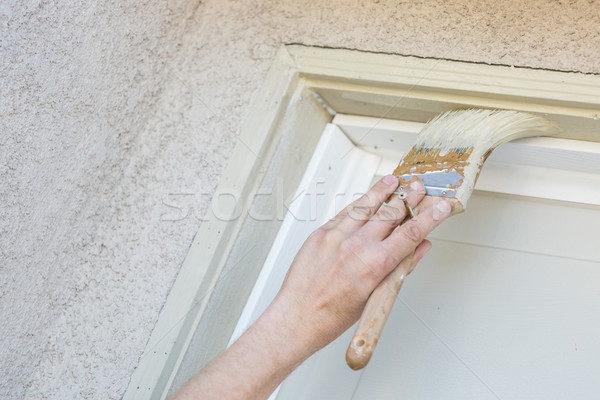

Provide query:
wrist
left=196, top=298, right=317, bottom=399
left=254, top=295, right=319, bottom=369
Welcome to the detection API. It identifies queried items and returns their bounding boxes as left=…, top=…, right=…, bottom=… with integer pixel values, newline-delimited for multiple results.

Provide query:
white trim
left=290, top=46, right=600, bottom=143
left=335, top=114, right=600, bottom=206
left=228, top=125, right=379, bottom=399
left=290, top=47, right=600, bottom=111
left=229, top=125, right=380, bottom=345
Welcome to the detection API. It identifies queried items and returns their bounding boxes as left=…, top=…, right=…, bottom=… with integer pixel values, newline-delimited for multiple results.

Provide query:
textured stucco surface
left=1, top=0, right=599, bottom=398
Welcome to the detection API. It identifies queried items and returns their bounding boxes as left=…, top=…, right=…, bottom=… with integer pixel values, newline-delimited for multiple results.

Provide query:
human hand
left=270, top=175, right=452, bottom=354
left=174, top=175, right=452, bottom=400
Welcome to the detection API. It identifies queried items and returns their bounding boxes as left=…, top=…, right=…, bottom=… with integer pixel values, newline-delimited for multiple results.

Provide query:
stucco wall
left=1, top=0, right=598, bottom=398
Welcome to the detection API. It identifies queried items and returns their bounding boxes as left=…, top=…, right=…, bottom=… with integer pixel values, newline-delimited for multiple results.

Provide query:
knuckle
left=360, top=252, right=389, bottom=282
left=332, top=209, right=348, bottom=222
left=369, top=251, right=388, bottom=270
left=377, top=204, right=403, bottom=224
left=339, top=235, right=363, bottom=258
left=386, top=251, right=404, bottom=266
left=309, top=227, right=327, bottom=241
left=346, top=204, right=374, bottom=221
left=337, top=239, right=392, bottom=285
left=353, top=193, right=370, bottom=206
left=322, top=227, right=345, bottom=245
left=311, top=226, right=345, bottom=247
left=400, top=221, right=422, bottom=244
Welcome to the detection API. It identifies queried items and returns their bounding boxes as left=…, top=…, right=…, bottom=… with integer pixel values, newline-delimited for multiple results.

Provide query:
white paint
left=3, top=0, right=600, bottom=398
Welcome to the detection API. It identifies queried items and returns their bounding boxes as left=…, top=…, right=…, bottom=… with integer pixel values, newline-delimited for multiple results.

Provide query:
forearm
left=173, top=297, right=315, bottom=400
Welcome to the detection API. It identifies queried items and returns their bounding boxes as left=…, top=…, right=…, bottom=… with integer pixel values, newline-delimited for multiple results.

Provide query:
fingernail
left=436, top=200, right=452, bottom=214
left=382, top=175, right=397, bottom=185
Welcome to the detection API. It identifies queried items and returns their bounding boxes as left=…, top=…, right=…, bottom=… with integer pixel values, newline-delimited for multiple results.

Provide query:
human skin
left=173, top=175, right=451, bottom=400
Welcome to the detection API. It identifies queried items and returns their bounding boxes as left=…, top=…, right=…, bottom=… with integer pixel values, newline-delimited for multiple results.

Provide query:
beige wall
left=1, top=0, right=598, bottom=398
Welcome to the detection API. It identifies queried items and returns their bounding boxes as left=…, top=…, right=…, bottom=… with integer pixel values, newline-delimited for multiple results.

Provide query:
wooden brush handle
left=346, top=250, right=416, bottom=370
left=346, top=196, right=463, bottom=370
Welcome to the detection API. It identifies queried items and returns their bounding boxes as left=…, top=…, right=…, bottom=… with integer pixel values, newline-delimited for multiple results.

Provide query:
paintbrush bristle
left=394, top=109, right=560, bottom=207
left=415, top=109, right=558, bottom=154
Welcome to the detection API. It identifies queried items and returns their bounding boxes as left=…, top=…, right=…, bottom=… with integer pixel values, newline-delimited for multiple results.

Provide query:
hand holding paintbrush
left=346, top=109, right=559, bottom=370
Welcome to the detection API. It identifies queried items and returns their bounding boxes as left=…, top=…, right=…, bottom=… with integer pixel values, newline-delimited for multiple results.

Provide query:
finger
left=334, top=175, right=399, bottom=231
left=382, top=199, right=451, bottom=262
left=407, top=239, right=432, bottom=275
left=413, top=239, right=432, bottom=263
left=359, top=180, right=426, bottom=241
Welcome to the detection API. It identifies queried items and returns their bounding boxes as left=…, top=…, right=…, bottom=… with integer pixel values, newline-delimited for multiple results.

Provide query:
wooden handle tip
left=345, top=336, right=375, bottom=370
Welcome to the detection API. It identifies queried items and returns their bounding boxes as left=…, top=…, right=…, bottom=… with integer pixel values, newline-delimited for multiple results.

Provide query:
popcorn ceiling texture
left=1, top=0, right=598, bottom=398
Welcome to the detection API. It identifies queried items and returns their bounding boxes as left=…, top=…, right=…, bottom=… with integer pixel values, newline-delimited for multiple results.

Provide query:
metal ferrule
left=396, top=169, right=464, bottom=198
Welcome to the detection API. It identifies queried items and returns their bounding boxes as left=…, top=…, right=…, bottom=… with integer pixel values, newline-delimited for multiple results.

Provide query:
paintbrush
left=345, top=109, right=559, bottom=370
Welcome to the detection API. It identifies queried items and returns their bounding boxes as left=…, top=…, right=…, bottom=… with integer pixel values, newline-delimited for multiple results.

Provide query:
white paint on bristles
left=415, top=110, right=560, bottom=206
